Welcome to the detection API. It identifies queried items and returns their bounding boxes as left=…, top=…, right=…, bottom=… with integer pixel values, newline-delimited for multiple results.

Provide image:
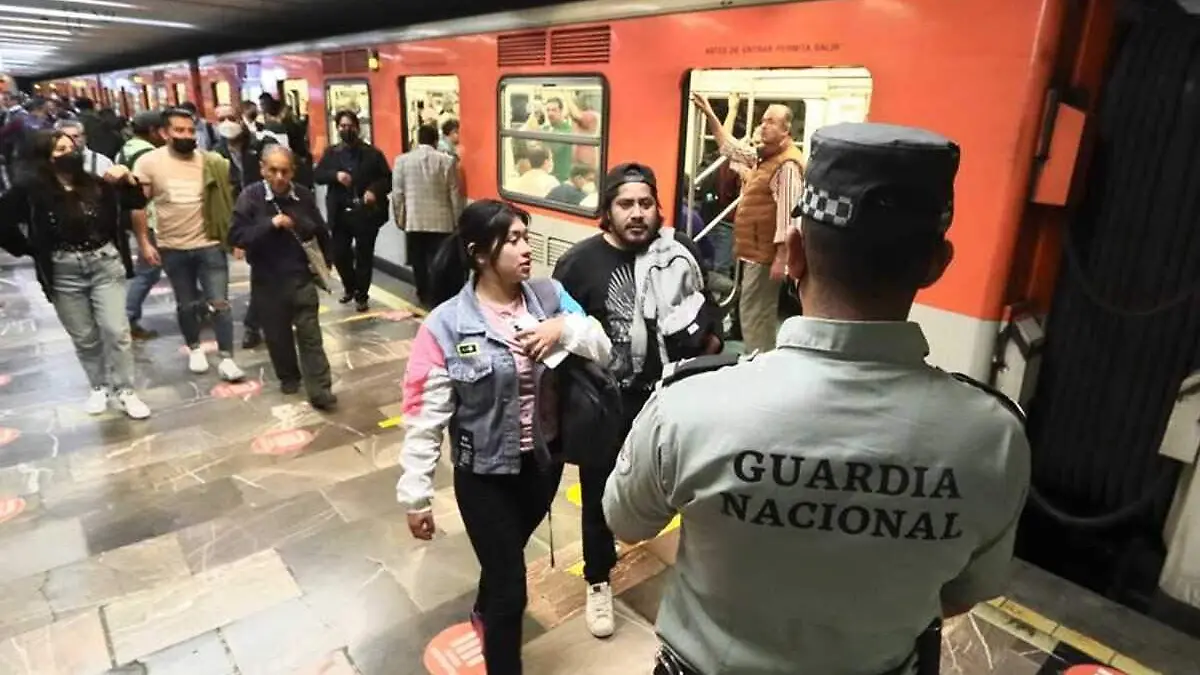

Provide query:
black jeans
left=581, top=388, right=652, bottom=584
left=406, top=230, right=450, bottom=307
left=243, top=292, right=259, bottom=333
left=455, top=454, right=564, bottom=675
left=251, top=274, right=331, bottom=398
left=331, top=215, right=380, bottom=301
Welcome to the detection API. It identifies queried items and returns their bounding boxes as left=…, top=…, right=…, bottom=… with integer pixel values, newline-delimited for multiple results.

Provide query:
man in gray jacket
left=391, top=123, right=463, bottom=307
left=604, top=124, right=1030, bottom=675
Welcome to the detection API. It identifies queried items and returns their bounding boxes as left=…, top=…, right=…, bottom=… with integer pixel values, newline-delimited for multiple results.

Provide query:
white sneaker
left=188, top=348, right=209, bottom=374
left=218, top=358, right=245, bottom=382
left=585, top=582, right=615, bottom=638
left=113, top=390, right=151, bottom=420
left=84, top=387, right=108, bottom=415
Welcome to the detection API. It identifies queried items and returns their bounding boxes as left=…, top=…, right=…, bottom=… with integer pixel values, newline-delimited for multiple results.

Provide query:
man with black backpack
left=118, top=110, right=168, bottom=340
left=553, top=162, right=724, bottom=640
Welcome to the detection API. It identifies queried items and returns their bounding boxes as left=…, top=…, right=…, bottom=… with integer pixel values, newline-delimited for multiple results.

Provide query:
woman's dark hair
left=19, top=130, right=98, bottom=202
left=428, top=199, right=532, bottom=307
left=334, top=110, right=359, bottom=128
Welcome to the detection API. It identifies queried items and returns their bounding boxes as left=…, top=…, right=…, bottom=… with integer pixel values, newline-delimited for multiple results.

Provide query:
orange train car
left=46, top=0, right=1112, bottom=390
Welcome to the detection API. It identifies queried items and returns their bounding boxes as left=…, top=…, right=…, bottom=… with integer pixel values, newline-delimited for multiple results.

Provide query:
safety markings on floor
left=424, top=622, right=486, bottom=675
left=561, top=483, right=681, bottom=578
left=972, top=597, right=1159, bottom=675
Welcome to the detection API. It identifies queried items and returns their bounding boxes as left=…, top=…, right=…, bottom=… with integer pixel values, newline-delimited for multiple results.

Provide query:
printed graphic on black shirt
left=604, top=262, right=637, bottom=387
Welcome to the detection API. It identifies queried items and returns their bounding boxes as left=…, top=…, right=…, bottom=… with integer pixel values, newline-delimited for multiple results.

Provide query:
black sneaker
left=280, top=380, right=301, bottom=395
left=242, top=330, right=263, bottom=350
left=129, top=323, right=158, bottom=340
left=310, top=391, right=338, bottom=411
left=355, top=299, right=369, bottom=312
left=338, top=293, right=354, bottom=304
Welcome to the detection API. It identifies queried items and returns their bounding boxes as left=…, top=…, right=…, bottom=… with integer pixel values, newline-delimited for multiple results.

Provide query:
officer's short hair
left=417, top=124, right=439, bottom=147
left=801, top=215, right=945, bottom=298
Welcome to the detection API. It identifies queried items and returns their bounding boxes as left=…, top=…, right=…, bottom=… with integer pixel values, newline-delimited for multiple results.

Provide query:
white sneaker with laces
left=585, top=582, right=615, bottom=638
left=84, top=387, right=108, bottom=415
left=113, top=390, right=151, bottom=420
left=218, top=358, right=245, bottom=382
left=188, top=348, right=209, bottom=374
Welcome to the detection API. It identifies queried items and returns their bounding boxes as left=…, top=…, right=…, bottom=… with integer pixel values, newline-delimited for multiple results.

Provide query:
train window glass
left=326, top=79, right=374, bottom=145
left=679, top=67, right=872, bottom=286
left=401, top=75, right=460, bottom=153
left=174, top=82, right=188, bottom=105
left=213, top=81, right=233, bottom=107
left=498, top=75, right=606, bottom=216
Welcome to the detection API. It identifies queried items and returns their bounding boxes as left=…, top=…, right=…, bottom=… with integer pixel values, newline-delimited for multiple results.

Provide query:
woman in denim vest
left=398, top=199, right=611, bottom=675
left=0, top=130, right=151, bottom=419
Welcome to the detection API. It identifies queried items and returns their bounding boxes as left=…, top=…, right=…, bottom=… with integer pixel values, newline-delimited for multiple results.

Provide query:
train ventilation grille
left=498, top=31, right=548, bottom=67
left=546, top=236, right=574, bottom=268
left=528, top=230, right=548, bottom=265
left=550, top=26, right=611, bottom=65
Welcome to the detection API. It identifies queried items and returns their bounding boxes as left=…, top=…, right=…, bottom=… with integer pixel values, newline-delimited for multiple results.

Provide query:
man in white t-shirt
left=132, top=108, right=246, bottom=382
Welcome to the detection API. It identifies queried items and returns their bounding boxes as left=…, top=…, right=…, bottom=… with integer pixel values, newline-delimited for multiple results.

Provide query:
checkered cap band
left=798, top=183, right=855, bottom=227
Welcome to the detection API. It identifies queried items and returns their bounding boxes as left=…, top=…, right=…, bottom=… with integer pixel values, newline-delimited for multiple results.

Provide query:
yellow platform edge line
left=988, top=597, right=1160, bottom=674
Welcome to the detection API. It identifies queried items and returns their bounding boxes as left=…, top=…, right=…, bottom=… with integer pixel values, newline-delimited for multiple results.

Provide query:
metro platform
left=0, top=252, right=1196, bottom=675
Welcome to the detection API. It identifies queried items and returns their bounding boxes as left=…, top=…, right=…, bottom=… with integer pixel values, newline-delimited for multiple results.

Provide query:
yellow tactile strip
left=976, top=596, right=1162, bottom=675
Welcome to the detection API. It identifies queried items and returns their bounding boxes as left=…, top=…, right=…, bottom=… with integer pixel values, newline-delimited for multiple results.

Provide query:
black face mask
left=52, top=151, right=83, bottom=174
left=339, top=129, right=358, bottom=144
left=170, top=138, right=197, bottom=155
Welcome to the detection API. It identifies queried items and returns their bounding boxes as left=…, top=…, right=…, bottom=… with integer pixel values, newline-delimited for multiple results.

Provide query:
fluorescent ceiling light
left=0, top=5, right=194, bottom=30
left=58, top=0, right=138, bottom=8
left=0, top=16, right=99, bottom=29
left=0, top=34, right=73, bottom=42
left=0, top=24, right=74, bottom=36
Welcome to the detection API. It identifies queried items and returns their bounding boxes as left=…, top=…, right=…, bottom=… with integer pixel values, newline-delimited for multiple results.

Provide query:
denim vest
left=423, top=278, right=561, bottom=475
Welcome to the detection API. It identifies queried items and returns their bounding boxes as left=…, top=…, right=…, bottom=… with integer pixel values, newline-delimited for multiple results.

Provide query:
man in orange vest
left=692, top=93, right=804, bottom=354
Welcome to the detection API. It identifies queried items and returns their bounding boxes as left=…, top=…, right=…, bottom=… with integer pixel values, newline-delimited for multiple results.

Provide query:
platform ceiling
left=3, top=0, right=565, bottom=80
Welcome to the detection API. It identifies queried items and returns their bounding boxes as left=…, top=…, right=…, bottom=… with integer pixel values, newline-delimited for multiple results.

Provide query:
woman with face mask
left=0, top=130, right=153, bottom=419
left=398, top=199, right=611, bottom=675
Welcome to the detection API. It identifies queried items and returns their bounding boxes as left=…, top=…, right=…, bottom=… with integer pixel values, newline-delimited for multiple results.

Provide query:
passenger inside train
left=1, top=1, right=1199, bottom=674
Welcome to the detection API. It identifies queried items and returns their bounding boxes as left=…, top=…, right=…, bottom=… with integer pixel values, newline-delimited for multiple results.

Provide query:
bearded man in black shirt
left=552, top=162, right=724, bottom=640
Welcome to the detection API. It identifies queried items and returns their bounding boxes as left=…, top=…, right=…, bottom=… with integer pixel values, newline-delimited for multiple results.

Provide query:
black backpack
left=528, top=278, right=625, bottom=467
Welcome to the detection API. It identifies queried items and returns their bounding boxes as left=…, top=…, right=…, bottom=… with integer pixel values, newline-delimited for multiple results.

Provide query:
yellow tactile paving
left=971, top=601, right=1060, bottom=654
left=1053, top=625, right=1118, bottom=664
left=998, top=598, right=1060, bottom=635
left=1110, top=653, right=1162, bottom=675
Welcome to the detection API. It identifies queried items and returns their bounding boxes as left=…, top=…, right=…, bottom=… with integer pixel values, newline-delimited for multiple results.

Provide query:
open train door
left=677, top=67, right=872, bottom=341
left=1018, top=7, right=1200, bottom=629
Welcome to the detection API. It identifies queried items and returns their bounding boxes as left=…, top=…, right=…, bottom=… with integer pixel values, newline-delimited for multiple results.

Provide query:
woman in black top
left=0, top=130, right=153, bottom=419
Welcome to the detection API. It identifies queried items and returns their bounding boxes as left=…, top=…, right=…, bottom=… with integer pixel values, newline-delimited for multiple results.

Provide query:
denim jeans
left=50, top=243, right=136, bottom=391
left=125, top=230, right=163, bottom=324
left=160, top=245, right=234, bottom=355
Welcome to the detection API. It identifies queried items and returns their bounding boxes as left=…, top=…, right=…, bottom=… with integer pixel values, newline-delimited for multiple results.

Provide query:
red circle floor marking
left=211, top=379, right=263, bottom=399
left=382, top=310, right=414, bottom=322
left=0, top=427, right=19, bottom=447
left=0, top=374, right=11, bottom=387
left=424, top=622, right=485, bottom=675
left=1065, top=666, right=1126, bottom=675
left=0, top=497, right=26, bottom=525
left=251, top=428, right=315, bottom=455
left=177, top=340, right=220, bottom=355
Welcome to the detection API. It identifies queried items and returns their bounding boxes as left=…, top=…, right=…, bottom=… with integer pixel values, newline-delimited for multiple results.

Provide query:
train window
left=498, top=75, right=606, bottom=216
left=326, top=79, right=374, bottom=145
left=679, top=67, right=872, bottom=288
left=174, top=82, right=188, bottom=105
left=401, top=75, right=460, bottom=153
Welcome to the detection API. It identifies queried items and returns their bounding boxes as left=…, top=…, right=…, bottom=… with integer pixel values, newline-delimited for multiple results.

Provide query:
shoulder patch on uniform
left=949, top=372, right=1026, bottom=425
left=660, top=352, right=745, bottom=388
left=456, top=342, right=480, bottom=357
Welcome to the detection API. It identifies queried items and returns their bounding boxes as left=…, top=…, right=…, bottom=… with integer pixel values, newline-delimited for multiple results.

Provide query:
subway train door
left=678, top=68, right=873, bottom=340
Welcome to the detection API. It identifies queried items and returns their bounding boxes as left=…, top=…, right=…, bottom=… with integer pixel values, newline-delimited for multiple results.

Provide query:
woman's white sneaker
left=188, top=348, right=209, bottom=374
left=218, top=358, right=245, bottom=382
left=84, top=387, right=109, bottom=415
left=114, top=390, right=151, bottom=420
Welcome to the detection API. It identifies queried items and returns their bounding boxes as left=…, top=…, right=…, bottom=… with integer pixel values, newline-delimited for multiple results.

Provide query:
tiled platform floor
left=0, top=252, right=1196, bottom=675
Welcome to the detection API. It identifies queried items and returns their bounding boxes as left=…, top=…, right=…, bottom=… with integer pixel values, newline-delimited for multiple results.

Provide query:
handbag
left=269, top=199, right=332, bottom=293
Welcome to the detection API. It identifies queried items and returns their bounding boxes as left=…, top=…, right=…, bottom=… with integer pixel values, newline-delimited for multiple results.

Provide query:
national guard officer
left=603, top=123, right=1031, bottom=675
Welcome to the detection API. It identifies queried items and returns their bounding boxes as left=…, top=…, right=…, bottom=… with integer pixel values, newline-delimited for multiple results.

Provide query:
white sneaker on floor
left=84, top=387, right=108, bottom=415
left=218, top=358, right=245, bottom=382
left=585, top=582, right=615, bottom=638
left=113, top=390, right=151, bottom=420
left=188, top=348, right=209, bottom=374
